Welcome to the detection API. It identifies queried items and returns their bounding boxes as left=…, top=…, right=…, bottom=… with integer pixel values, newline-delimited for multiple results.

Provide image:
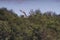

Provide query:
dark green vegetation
left=0, top=8, right=60, bottom=40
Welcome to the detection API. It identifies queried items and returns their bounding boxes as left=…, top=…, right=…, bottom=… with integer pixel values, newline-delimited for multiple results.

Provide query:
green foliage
left=0, top=7, right=60, bottom=40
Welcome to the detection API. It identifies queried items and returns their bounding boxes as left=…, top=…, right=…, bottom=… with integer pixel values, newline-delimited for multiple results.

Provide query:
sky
left=0, top=0, right=60, bottom=15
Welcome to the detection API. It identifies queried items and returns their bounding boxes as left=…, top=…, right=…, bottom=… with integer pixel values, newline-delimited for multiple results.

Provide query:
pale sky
left=0, top=0, right=60, bottom=15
